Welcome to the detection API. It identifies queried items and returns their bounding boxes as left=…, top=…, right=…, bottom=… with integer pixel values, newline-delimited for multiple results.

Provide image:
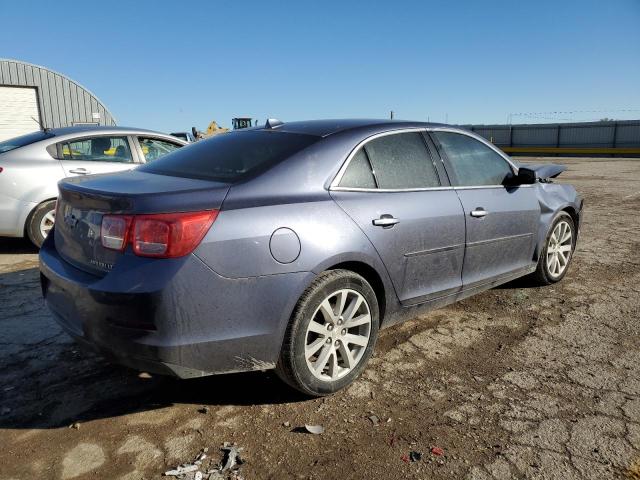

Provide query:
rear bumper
left=39, top=233, right=313, bottom=378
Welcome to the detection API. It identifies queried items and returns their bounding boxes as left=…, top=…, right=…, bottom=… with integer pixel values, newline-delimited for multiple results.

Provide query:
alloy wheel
left=39, top=209, right=56, bottom=240
left=546, top=220, right=573, bottom=278
left=304, top=289, right=372, bottom=381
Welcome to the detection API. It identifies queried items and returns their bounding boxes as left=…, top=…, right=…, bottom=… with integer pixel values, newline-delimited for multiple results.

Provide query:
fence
left=463, top=120, right=640, bottom=157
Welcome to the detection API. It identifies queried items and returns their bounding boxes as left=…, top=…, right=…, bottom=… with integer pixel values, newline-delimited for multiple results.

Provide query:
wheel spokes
left=313, top=344, right=333, bottom=373
left=318, top=299, right=335, bottom=324
left=306, top=337, right=326, bottom=357
left=304, top=288, right=372, bottom=382
left=341, top=295, right=363, bottom=323
left=346, top=313, right=370, bottom=328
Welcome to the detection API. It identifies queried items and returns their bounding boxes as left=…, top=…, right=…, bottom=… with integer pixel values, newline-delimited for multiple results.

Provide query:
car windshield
left=0, top=130, right=54, bottom=153
left=139, top=130, right=319, bottom=182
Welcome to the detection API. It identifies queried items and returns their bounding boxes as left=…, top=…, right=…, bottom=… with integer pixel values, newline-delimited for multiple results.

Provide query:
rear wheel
left=530, top=212, right=576, bottom=285
left=27, top=200, right=56, bottom=248
left=276, top=269, right=379, bottom=396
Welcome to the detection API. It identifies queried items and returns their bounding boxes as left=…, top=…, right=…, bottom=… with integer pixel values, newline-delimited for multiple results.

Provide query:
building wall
left=0, top=59, right=116, bottom=129
left=464, top=120, right=640, bottom=157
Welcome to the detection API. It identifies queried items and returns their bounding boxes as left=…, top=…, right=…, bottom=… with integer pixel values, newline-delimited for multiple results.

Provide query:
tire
left=26, top=200, right=57, bottom=248
left=529, top=211, right=576, bottom=286
left=276, top=269, right=380, bottom=396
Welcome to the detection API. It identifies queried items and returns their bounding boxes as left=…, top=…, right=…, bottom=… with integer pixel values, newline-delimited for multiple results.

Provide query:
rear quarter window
left=138, top=130, right=319, bottom=182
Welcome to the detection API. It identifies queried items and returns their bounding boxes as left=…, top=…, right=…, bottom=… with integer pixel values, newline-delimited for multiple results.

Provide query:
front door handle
left=372, top=214, right=400, bottom=228
left=470, top=208, right=488, bottom=218
left=69, top=168, right=90, bottom=175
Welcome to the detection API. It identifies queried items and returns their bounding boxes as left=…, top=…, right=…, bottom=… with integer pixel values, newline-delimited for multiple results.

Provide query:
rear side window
left=138, top=137, right=182, bottom=162
left=61, top=136, right=133, bottom=163
left=139, top=130, right=319, bottom=182
left=364, top=132, right=440, bottom=189
left=432, top=131, right=513, bottom=186
left=338, top=148, right=376, bottom=188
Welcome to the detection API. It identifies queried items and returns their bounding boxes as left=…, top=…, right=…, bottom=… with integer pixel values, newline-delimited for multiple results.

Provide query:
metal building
left=0, top=58, right=116, bottom=141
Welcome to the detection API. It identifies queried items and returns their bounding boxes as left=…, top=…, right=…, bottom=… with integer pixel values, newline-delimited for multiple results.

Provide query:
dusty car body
left=39, top=119, right=582, bottom=395
left=0, top=126, right=186, bottom=246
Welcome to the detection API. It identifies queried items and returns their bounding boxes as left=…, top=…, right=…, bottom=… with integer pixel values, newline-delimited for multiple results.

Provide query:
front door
left=331, top=131, right=465, bottom=304
left=430, top=130, right=540, bottom=288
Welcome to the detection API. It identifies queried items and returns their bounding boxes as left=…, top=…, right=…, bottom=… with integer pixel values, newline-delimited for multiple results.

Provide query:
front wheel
left=276, top=269, right=379, bottom=396
left=530, top=212, right=576, bottom=285
left=26, top=200, right=57, bottom=248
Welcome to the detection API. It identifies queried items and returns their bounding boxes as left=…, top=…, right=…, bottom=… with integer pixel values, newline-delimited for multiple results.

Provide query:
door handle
left=372, top=214, right=400, bottom=228
left=470, top=208, right=488, bottom=218
left=69, top=168, right=89, bottom=175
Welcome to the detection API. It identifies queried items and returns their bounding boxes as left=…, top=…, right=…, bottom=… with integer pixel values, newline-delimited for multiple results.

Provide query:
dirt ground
left=0, top=157, right=639, bottom=480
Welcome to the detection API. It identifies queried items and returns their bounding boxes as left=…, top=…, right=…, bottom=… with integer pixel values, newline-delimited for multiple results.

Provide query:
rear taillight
left=101, top=215, right=133, bottom=251
left=101, top=210, right=218, bottom=258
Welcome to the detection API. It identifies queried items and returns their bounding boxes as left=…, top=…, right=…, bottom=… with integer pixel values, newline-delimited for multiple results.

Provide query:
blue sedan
left=39, top=119, right=582, bottom=396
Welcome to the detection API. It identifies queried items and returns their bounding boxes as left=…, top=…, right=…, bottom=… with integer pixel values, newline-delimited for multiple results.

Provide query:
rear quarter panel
left=0, top=145, right=64, bottom=236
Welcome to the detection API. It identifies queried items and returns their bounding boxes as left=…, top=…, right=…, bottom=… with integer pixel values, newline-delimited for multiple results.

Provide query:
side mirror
left=504, top=167, right=536, bottom=186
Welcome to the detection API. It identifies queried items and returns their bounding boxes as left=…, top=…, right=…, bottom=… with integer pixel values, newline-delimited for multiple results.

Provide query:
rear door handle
left=470, top=208, right=488, bottom=218
left=372, top=214, right=400, bottom=228
left=69, top=168, right=90, bottom=175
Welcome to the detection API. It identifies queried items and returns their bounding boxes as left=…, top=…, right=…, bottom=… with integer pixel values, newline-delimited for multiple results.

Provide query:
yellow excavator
left=193, top=117, right=255, bottom=140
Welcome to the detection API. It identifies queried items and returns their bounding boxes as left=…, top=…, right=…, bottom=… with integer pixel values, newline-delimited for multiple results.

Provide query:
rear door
left=58, top=135, right=137, bottom=177
left=430, top=130, right=539, bottom=288
left=330, top=130, right=465, bottom=305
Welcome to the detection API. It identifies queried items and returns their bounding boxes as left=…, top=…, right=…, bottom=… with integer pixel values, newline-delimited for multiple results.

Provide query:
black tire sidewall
left=539, top=212, right=576, bottom=284
left=27, top=200, right=56, bottom=248
left=281, top=270, right=379, bottom=396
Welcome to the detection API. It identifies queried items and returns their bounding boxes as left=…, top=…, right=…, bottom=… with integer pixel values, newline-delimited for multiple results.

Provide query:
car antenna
left=32, top=116, right=50, bottom=133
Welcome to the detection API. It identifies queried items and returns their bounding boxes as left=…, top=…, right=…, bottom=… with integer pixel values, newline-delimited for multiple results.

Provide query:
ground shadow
left=0, top=264, right=308, bottom=431
left=0, top=237, right=38, bottom=255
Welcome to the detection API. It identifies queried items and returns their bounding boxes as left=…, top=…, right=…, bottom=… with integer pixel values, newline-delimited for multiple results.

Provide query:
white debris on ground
left=163, top=444, right=244, bottom=479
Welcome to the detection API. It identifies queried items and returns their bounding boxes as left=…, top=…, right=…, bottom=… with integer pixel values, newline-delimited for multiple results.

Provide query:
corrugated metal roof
left=0, top=58, right=116, bottom=129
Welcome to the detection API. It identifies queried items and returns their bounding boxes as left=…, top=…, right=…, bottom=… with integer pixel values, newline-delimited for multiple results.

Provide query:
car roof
left=47, top=125, right=166, bottom=136
left=263, top=119, right=447, bottom=137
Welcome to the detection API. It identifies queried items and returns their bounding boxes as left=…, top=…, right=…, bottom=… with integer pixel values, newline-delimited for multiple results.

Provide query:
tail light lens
left=102, top=215, right=132, bottom=251
left=101, top=210, right=218, bottom=258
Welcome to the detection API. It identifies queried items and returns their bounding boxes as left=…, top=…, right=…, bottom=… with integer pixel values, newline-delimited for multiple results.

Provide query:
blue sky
left=1, top=0, right=639, bottom=132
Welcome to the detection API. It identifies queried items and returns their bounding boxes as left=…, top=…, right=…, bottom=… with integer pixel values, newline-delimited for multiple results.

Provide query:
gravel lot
left=0, top=157, right=639, bottom=480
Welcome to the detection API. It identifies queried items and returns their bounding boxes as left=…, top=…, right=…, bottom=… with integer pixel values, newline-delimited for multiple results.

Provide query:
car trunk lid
left=54, top=170, right=230, bottom=275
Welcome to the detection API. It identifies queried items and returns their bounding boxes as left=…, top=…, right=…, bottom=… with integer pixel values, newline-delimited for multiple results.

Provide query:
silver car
left=0, top=126, right=186, bottom=246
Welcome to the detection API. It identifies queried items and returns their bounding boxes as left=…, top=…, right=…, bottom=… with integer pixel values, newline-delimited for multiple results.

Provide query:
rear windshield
left=0, top=130, right=54, bottom=153
left=138, top=130, right=319, bottom=182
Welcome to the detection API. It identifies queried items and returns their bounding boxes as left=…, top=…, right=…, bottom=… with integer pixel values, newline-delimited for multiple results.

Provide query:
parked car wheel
left=27, top=199, right=57, bottom=247
left=276, top=269, right=379, bottom=396
left=530, top=212, right=576, bottom=285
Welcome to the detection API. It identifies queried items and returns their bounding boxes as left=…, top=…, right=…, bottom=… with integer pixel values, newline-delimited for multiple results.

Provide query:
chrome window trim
left=329, top=126, right=524, bottom=193
left=331, top=186, right=454, bottom=193
left=331, top=184, right=532, bottom=193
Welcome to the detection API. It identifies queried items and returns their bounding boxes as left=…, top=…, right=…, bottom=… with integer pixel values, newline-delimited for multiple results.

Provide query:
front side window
left=61, top=136, right=133, bottom=163
left=432, top=131, right=513, bottom=186
left=363, top=132, right=440, bottom=189
left=138, top=137, right=182, bottom=163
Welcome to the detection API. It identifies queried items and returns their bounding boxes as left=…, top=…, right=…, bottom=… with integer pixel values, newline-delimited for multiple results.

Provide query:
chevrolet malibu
left=40, top=119, right=582, bottom=396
